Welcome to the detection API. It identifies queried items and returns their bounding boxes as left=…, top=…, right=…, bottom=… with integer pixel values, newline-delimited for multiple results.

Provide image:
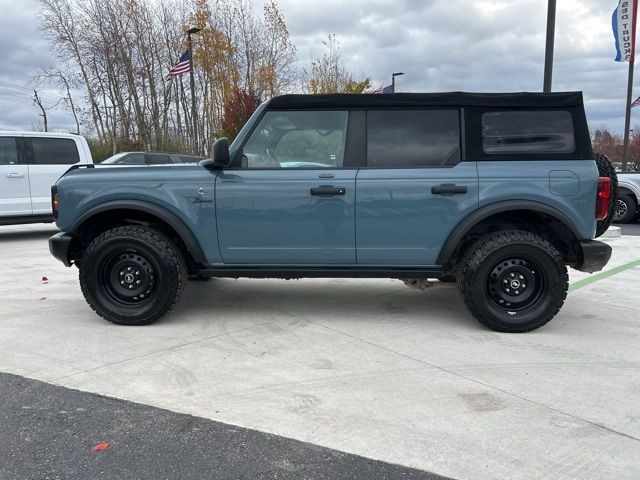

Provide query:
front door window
left=242, top=111, right=348, bottom=169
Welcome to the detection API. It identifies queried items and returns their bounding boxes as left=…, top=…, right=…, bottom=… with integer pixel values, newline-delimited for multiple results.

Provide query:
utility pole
left=187, top=27, right=201, bottom=154
left=543, top=0, right=556, bottom=92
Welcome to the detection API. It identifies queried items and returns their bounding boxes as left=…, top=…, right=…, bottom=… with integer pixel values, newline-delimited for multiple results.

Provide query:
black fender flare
left=436, top=200, right=583, bottom=266
left=69, top=200, right=207, bottom=264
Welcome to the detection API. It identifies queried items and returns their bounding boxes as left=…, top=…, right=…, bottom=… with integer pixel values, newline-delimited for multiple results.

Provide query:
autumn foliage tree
left=303, top=35, right=371, bottom=94
left=219, top=87, right=260, bottom=141
left=592, top=126, right=640, bottom=170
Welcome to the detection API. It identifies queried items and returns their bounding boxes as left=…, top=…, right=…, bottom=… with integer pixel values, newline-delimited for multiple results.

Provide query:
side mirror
left=200, top=137, right=230, bottom=169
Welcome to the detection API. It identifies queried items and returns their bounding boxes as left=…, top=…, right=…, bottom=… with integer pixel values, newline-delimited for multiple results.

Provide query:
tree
left=303, top=35, right=370, bottom=94
left=218, top=87, right=259, bottom=141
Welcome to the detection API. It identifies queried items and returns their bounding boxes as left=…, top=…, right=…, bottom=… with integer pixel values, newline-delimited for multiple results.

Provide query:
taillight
left=595, top=176, right=612, bottom=221
left=51, top=186, right=58, bottom=220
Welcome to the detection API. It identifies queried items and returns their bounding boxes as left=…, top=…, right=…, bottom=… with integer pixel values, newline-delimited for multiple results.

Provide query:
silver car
left=616, top=172, right=640, bottom=223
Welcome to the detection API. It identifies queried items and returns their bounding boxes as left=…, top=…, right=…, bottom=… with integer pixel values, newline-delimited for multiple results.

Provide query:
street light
left=187, top=27, right=202, bottom=153
left=391, top=72, right=404, bottom=93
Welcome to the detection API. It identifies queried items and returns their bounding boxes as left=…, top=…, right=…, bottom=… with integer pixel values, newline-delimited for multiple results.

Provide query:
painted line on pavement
left=570, top=259, right=640, bottom=292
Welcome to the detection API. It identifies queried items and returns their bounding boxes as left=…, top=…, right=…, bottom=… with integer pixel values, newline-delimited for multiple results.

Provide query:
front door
left=0, top=136, right=31, bottom=216
left=216, top=109, right=356, bottom=265
left=356, top=109, right=479, bottom=266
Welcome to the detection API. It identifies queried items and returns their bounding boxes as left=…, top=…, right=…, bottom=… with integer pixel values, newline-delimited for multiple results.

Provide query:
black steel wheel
left=79, top=225, right=187, bottom=325
left=457, top=230, right=568, bottom=333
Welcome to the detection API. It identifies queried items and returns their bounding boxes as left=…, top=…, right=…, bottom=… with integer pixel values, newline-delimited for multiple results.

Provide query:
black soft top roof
left=268, top=91, right=584, bottom=109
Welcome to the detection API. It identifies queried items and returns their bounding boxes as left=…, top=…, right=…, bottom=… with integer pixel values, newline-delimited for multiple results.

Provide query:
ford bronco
left=49, top=92, right=613, bottom=332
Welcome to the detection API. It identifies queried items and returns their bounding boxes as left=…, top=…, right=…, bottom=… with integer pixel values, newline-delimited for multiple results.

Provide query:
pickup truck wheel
left=79, top=226, right=187, bottom=325
left=457, top=230, right=568, bottom=333
left=614, top=193, right=637, bottom=223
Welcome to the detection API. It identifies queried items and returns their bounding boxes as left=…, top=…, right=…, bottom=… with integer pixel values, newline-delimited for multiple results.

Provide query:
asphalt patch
left=0, top=372, right=450, bottom=480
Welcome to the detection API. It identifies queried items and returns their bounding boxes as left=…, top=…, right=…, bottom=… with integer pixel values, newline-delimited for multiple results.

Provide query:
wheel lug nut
left=515, top=290, right=519, bottom=295
left=120, top=281, right=124, bottom=285
left=519, top=275, right=524, bottom=280
left=127, top=267, right=132, bottom=271
left=522, top=284, right=526, bottom=288
left=503, top=279, right=507, bottom=284
left=129, top=285, right=133, bottom=289
left=505, top=288, right=510, bottom=292
left=136, top=280, right=141, bottom=284
left=510, top=273, right=515, bottom=277
left=135, top=271, right=140, bottom=275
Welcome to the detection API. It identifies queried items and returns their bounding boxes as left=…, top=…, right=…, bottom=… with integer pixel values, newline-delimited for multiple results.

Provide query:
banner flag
left=613, top=0, right=638, bottom=61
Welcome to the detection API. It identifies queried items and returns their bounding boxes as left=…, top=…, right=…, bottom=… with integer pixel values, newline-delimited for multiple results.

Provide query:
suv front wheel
left=79, top=225, right=187, bottom=325
left=457, top=230, right=568, bottom=333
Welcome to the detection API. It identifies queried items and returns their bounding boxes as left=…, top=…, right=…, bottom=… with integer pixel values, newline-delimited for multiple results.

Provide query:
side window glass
left=124, top=153, right=144, bottom=165
left=0, top=137, right=19, bottom=165
left=482, top=111, right=575, bottom=154
left=145, top=154, right=170, bottom=165
left=30, top=138, right=80, bottom=165
left=242, top=111, right=348, bottom=168
left=367, top=110, right=461, bottom=167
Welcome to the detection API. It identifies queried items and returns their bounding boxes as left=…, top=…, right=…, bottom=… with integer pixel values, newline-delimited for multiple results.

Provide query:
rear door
left=215, top=109, right=357, bottom=265
left=25, top=136, right=82, bottom=214
left=0, top=136, right=31, bottom=216
left=356, top=109, right=478, bottom=266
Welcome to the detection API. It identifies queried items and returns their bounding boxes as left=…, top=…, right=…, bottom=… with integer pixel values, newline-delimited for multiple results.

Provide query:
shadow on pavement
left=0, top=227, right=59, bottom=242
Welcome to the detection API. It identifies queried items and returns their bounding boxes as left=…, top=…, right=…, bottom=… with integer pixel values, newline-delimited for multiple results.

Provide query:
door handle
left=431, top=184, right=467, bottom=195
left=6, top=172, right=24, bottom=178
left=310, top=186, right=346, bottom=196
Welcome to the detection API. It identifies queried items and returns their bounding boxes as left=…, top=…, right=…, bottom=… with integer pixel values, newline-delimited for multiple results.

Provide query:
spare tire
left=594, top=152, right=618, bottom=238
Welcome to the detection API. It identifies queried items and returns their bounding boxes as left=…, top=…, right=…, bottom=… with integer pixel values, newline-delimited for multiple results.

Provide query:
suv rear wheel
left=79, top=225, right=187, bottom=325
left=457, top=230, right=568, bottom=333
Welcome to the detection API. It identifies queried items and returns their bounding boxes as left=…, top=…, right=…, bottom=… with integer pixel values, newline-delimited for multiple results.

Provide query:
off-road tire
left=79, top=225, right=187, bottom=325
left=614, top=193, right=638, bottom=223
left=594, top=152, right=618, bottom=237
left=457, top=230, right=568, bottom=333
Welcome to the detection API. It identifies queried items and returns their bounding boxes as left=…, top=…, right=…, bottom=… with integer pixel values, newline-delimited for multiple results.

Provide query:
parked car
left=615, top=172, right=640, bottom=223
left=0, top=132, right=93, bottom=225
left=49, top=92, right=612, bottom=333
left=101, top=152, right=202, bottom=165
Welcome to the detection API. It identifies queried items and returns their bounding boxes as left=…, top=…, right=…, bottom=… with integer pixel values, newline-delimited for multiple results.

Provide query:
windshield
left=101, top=152, right=129, bottom=164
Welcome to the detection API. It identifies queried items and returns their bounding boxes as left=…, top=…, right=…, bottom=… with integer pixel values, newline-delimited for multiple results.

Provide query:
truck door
left=356, top=109, right=479, bottom=266
left=215, top=109, right=357, bottom=265
left=0, top=136, right=31, bottom=216
left=25, top=136, right=82, bottom=215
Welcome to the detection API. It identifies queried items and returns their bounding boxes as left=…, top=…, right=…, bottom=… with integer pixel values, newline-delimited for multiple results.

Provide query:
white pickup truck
left=0, top=132, right=93, bottom=225
left=616, top=172, right=640, bottom=223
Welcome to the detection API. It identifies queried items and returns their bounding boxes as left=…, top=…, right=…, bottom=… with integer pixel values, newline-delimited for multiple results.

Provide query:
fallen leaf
left=42, top=276, right=48, bottom=281
left=39, top=297, right=47, bottom=301
left=91, top=441, right=110, bottom=452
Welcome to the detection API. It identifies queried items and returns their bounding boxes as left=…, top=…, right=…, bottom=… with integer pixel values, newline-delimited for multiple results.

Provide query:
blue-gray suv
left=49, top=92, right=613, bottom=332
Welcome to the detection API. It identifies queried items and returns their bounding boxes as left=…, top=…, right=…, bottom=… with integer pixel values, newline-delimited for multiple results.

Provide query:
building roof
left=268, top=91, right=584, bottom=110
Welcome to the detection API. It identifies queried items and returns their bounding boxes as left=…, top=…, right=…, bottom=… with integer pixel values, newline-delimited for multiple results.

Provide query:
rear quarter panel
left=477, top=160, right=598, bottom=239
left=55, top=165, right=222, bottom=263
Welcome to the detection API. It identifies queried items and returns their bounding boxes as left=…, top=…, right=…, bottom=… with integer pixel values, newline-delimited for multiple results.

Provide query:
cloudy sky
left=0, top=0, right=635, bottom=133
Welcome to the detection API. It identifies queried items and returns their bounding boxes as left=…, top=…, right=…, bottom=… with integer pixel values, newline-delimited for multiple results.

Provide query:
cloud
left=0, top=0, right=637, bottom=134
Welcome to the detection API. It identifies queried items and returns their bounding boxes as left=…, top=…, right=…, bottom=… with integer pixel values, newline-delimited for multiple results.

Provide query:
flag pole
left=187, top=27, right=201, bottom=155
left=622, top=0, right=639, bottom=172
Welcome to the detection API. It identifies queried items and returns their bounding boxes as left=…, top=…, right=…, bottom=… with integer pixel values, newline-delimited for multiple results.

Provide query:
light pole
left=392, top=72, right=405, bottom=93
left=543, top=0, right=556, bottom=92
left=187, top=27, right=201, bottom=154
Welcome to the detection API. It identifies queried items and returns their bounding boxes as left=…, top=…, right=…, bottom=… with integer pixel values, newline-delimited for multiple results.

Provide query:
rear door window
left=366, top=110, right=461, bottom=167
left=29, top=138, right=80, bottom=165
left=0, top=137, right=19, bottom=165
left=482, top=111, right=575, bottom=154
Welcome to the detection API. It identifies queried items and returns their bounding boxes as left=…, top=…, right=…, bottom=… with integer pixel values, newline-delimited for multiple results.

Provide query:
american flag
left=167, top=50, right=191, bottom=79
left=632, top=95, right=640, bottom=108
left=371, top=84, right=393, bottom=94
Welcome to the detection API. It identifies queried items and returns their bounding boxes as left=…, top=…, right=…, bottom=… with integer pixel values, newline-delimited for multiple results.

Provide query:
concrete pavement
left=0, top=223, right=639, bottom=479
